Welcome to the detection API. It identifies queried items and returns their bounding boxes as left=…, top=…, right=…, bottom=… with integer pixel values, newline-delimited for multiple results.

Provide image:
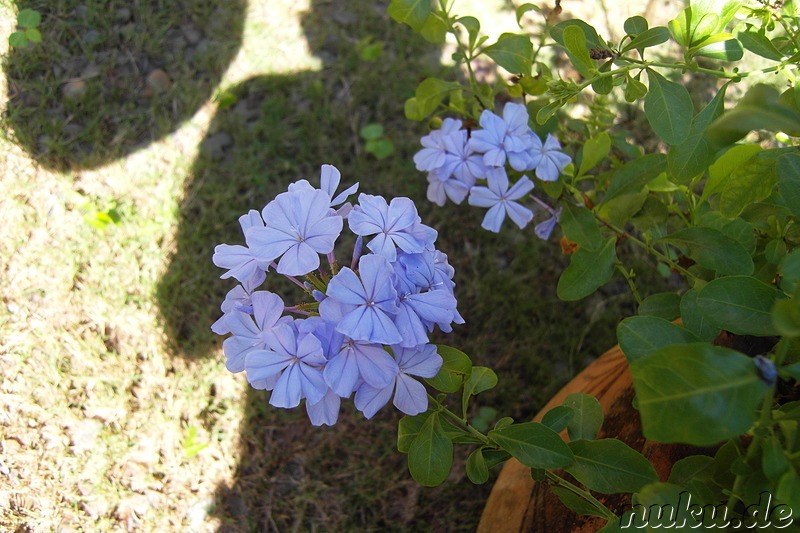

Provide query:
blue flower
left=306, top=388, right=341, bottom=426
left=246, top=187, right=343, bottom=276
left=534, top=207, right=561, bottom=240
left=528, top=133, right=571, bottom=182
left=212, top=209, right=269, bottom=288
left=355, top=344, right=442, bottom=418
left=468, top=103, right=535, bottom=171
left=244, top=323, right=328, bottom=408
left=221, top=291, right=290, bottom=373
left=323, top=339, right=398, bottom=396
left=413, top=118, right=465, bottom=172
left=348, top=194, right=428, bottom=261
left=211, top=285, right=252, bottom=335
left=319, top=254, right=402, bottom=344
left=468, top=167, right=535, bottom=232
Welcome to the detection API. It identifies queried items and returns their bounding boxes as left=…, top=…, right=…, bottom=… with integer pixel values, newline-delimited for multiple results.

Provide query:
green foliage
left=426, top=345, right=472, bottom=393
left=562, top=393, right=603, bottom=441
left=617, top=316, right=700, bottom=363
left=9, top=8, right=43, bottom=48
left=488, top=422, right=574, bottom=469
left=564, top=439, right=658, bottom=494
left=407, top=413, right=453, bottom=486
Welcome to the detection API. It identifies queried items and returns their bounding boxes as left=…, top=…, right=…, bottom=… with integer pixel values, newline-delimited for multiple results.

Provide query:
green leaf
left=515, top=4, right=541, bottom=27
left=419, top=14, right=447, bottom=44
left=466, top=448, right=490, bottom=484
left=668, top=455, right=719, bottom=504
left=557, top=237, right=617, bottom=301
left=780, top=250, right=800, bottom=294
left=562, top=393, right=603, bottom=441
left=559, top=203, right=601, bottom=251
left=691, top=33, right=744, bottom=61
left=591, top=61, right=613, bottom=95
left=702, top=144, right=762, bottom=203
left=578, top=132, right=611, bottom=177
left=667, top=83, right=728, bottom=183
left=564, top=439, right=658, bottom=494
left=630, top=343, right=769, bottom=445
left=541, top=405, right=574, bottom=433
left=680, top=289, right=720, bottom=341
left=550, top=485, right=608, bottom=518
left=708, top=84, right=800, bottom=146
left=483, top=33, right=533, bottom=75
left=644, top=70, right=694, bottom=145
left=632, top=482, right=704, bottom=528
left=620, top=27, right=670, bottom=54
left=8, top=31, right=28, bottom=48
left=365, top=139, right=394, bottom=159
left=773, top=299, right=800, bottom=337
left=17, top=8, right=41, bottom=28
left=638, top=292, right=681, bottom=320
left=551, top=20, right=606, bottom=50
left=718, top=152, right=778, bottom=218
left=776, top=470, right=800, bottom=517
left=398, top=412, right=431, bottom=453
left=762, top=436, right=789, bottom=482
left=657, top=227, right=754, bottom=276
left=461, top=366, right=497, bottom=418
left=404, top=97, right=425, bottom=121
left=624, top=16, right=648, bottom=36
left=488, top=422, right=574, bottom=469
left=388, top=0, right=431, bottom=32
left=696, top=276, right=780, bottom=336
left=738, top=30, right=784, bottom=61
left=562, top=25, right=595, bottom=78
left=624, top=74, right=648, bottom=102
left=415, top=78, right=462, bottom=117
left=455, top=16, right=480, bottom=49
left=408, top=413, right=453, bottom=486
left=24, top=28, right=41, bottom=44
left=360, top=124, right=384, bottom=140
left=426, top=345, right=472, bottom=393
left=617, top=316, right=700, bottom=363
left=602, top=153, right=666, bottom=205
left=777, top=153, right=800, bottom=218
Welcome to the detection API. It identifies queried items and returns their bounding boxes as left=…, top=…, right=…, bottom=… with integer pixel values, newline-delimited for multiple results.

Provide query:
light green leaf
left=708, top=84, right=800, bottom=146
left=557, top=237, right=617, bottom=301
left=408, top=413, right=453, bottom=486
left=398, top=412, right=431, bottom=453
left=762, top=436, right=789, bottom=482
left=564, top=439, right=658, bottom=494
left=562, top=25, right=595, bottom=78
left=461, top=366, right=497, bottom=418
left=562, top=393, right=603, bottom=441
left=17, top=8, right=41, bottom=28
left=456, top=16, right=480, bottom=49
left=426, top=345, right=472, bottom=393
left=644, top=69, right=694, bottom=145
left=8, top=31, right=27, bottom=48
left=388, top=0, right=431, bottom=32
left=578, top=132, right=611, bottom=177
left=701, top=144, right=762, bottom=203
left=360, top=124, right=384, bottom=140
left=419, top=14, right=447, bottom=44
left=620, top=27, right=670, bottom=54
left=624, top=74, right=648, bottom=102
left=488, top=422, right=574, bottom=469
left=415, top=78, right=462, bottom=117
left=624, top=16, right=648, bottom=36
left=631, top=343, right=769, bottom=445
left=483, top=33, right=533, bottom=75
left=404, top=97, right=425, bottom=121
left=691, top=33, right=743, bottom=60
left=24, top=28, right=41, bottom=44
left=738, top=29, right=784, bottom=61
left=617, top=316, right=700, bottom=363
left=773, top=299, right=800, bottom=338
left=696, top=276, right=780, bottom=336
left=515, top=3, right=541, bottom=27
left=718, top=152, right=777, bottom=218
left=551, top=20, right=606, bottom=50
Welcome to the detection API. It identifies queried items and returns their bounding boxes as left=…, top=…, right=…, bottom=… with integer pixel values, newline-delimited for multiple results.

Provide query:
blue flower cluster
left=415, top=102, right=570, bottom=236
left=211, top=165, right=463, bottom=425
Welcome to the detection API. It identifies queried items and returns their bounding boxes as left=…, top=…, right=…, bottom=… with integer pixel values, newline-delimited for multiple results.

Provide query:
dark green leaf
left=408, top=413, right=453, bottom=486
left=696, top=276, right=780, bottom=336
left=738, top=29, right=784, bottom=61
left=617, top=316, right=700, bottom=363
left=680, top=289, right=720, bottom=341
left=388, top=0, right=431, bottom=32
left=426, top=345, right=472, bottom=393
left=557, top=237, right=617, bottom=301
left=466, top=448, right=490, bottom=484
left=602, top=153, right=666, bottom=204
left=488, top=422, right=574, bottom=469
left=773, top=299, right=800, bottom=338
left=644, top=70, right=694, bottom=145
left=483, top=33, right=533, bottom=75
left=667, top=83, right=728, bottom=183
left=591, top=61, right=613, bottom=95
left=624, top=74, right=648, bottom=102
left=515, top=4, right=541, bottom=27
left=360, top=124, right=384, bottom=140
left=668, top=455, right=718, bottom=504
left=597, top=191, right=647, bottom=227
left=564, top=439, right=658, bottom=494
left=541, top=405, right=574, bottom=433
left=780, top=250, right=800, bottom=294
left=559, top=203, right=601, bottom=251
left=365, top=139, right=394, bottom=159
left=17, top=8, right=41, bottom=28
left=624, top=16, right=648, bottom=36
left=551, top=20, right=606, bottom=50
left=762, top=436, right=789, bottom=482
left=631, top=343, right=769, bottom=445
left=461, top=366, right=498, bottom=418
left=776, top=470, right=800, bottom=517
left=657, top=227, right=753, bottom=275
left=638, top=292, right=681, bottom=320
left=550, top=485, right=608, bottom=518
left=398, top=412, right=431, bottom=453
left=621, top=27, right=670, bottom=54
left=721, top=217, right=755, bottom=254
left=563, top=393, right=603, bottom=441
left=632, top=482, right=704, bottom=528
left=456, top=16, right=480, bottom=49
left=777, top=153, right=800, bottom=217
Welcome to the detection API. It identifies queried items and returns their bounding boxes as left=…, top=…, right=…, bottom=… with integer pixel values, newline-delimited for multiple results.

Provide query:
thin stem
left=545, top=471, right=617, bottom=520
left=615, top=262, right=643, bottom=305
left=428, top=394, right=492, bottom=445
left=270, top=262, right=307, bottom=290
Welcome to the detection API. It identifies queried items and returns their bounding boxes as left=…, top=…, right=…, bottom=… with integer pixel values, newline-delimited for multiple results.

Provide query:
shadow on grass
left=2, top=0, right=245, bottom=171
left=156, top=0, right=645, bottom=530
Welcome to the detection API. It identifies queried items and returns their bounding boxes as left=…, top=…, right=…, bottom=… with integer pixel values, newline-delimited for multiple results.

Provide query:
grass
left=0, top=0, right=708, bottom=531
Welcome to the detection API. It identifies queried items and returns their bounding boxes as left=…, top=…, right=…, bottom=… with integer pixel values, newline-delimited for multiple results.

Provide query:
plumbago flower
left=212, top=164, right=462, bottom=425
left=413, top=103, right=571, bottom=238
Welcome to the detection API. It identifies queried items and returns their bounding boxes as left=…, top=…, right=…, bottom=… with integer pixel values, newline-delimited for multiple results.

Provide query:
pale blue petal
left=244, top=348, right=291, bottom=382
left=481, top=204, right=507, bottom=233
left=393, top=303, right=430, bottom=348
left=468, top=186, right=499, bottom=208
left=252, top=291, right=285, bottom=331
left=331, top=182, right=359, bottom=207
left=269, top=364, right=303, bottom=408
left=396, top=345, right=443, bottom=378
left=306, top=389, right=340, bottom=426
left=506, top=201, right=534, bottom=229
left=506, top=175, right=535, bottom=200
left=326, top=267, right=367, bottom=306
left=393, top=374, right=429, bottom=416
left=355, top=382, right=395, bottom=419
left=223, top=336, right=257, bottom=373
left=406, top=290, right=457, bottom=324
left=298, top=364, right=327, bottom=405
left=324, top=350, right=361, bottom=396
left=354, top=343, right=399, bottom=389
left=276, top=241, right=320, bottom=276
left=319, top=164, right=341, bottom=198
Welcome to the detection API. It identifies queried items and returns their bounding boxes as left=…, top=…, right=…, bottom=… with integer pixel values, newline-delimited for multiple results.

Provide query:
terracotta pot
left=477, top=345, right=717, bottom=533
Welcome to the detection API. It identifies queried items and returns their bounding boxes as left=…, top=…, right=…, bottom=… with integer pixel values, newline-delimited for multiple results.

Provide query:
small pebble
left=145, top=69, right=171, bottom=94
left=62, top=79, right=87, bottom=101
